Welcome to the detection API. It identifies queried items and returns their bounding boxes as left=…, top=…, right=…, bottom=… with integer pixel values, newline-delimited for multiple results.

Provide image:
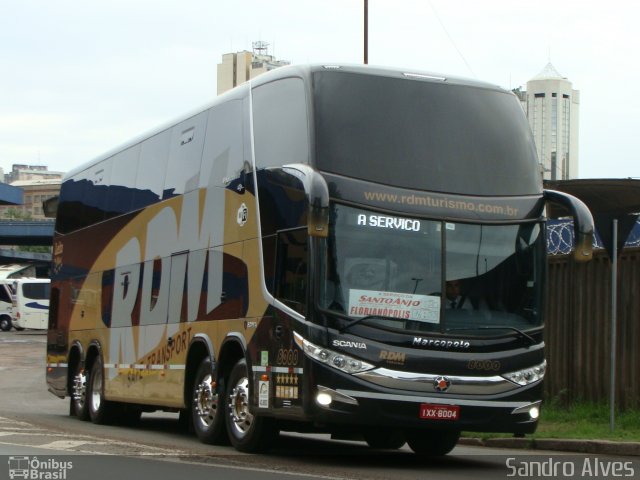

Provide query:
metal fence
left=544, top=247, right=640, bottom=409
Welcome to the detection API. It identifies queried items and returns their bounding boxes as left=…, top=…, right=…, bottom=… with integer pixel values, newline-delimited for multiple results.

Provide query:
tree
left=3, top=208, right=32, bottom=221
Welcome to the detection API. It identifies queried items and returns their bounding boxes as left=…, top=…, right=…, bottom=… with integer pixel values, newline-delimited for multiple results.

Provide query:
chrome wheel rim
left=72, top=371, right=87, bottom=408
left=228, top=376, right=252, bottom=437
left=194, top=374, right=218, bottom=428
left=90, top=367, right=102, bottom=412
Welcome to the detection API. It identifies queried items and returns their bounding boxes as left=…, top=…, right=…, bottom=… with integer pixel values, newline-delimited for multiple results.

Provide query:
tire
left=225, top=358, right=278, bottom=453
left=363, top=428, right=406, bottom=449
left=192, top=357, right=228, bottom=444
left=405, top=429, right=460, bottom=456
left=70, top=362, right=90, bottom=421
left=87, top=355, right=116, bottom=424
left=0, top=316, right=11, bottom=331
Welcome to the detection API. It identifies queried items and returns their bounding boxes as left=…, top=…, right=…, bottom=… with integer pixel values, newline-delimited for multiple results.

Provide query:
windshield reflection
left=320, top=205, right=544, bottom=337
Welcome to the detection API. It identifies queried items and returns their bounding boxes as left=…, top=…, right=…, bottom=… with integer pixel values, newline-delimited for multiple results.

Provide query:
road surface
left=1, top=330, right=637, bottom=480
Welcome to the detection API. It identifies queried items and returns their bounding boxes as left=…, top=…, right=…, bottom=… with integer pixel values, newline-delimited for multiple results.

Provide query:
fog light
left=316, top=392, right=332, bottom=406
left=529, top=407, right=540, bottom=420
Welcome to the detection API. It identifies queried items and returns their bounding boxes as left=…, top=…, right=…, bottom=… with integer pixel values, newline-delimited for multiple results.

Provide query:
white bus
left=0, top=281, right=14, bottom=331
left=12, top=278, right=51, bottom=330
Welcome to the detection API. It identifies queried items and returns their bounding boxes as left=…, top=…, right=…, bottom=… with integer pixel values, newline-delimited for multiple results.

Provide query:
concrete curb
left=459, top=437, right=640, bottom=456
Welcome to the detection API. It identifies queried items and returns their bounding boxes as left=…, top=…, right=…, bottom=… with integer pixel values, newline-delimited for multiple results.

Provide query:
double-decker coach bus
left=46, top=64, right=594, bottom=455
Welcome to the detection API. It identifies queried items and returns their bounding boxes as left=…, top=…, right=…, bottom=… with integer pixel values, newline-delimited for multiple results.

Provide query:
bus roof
left=65, top=64, right=508, bottom=181
left=250, top=63, right=504, bottom=92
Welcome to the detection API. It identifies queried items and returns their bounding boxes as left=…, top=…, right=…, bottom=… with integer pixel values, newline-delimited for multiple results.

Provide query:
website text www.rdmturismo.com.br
left=362, top=191, right=520, bottom=217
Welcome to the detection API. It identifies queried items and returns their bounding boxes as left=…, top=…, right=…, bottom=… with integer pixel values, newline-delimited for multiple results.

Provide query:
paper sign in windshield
left=348, top=289, right=440, bottom=324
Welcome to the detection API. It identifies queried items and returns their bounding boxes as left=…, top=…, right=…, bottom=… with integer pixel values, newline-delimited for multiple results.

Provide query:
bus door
left=270, top=228, right=308, bottom=409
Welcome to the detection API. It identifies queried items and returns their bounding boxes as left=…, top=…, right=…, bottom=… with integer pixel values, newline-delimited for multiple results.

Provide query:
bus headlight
left=294, top=332, right=374, bottom=374
left=502, top=360, right=547, bottom=386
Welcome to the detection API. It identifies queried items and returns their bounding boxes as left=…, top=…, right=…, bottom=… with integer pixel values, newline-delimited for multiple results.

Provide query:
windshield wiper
left=339, top=315, right=400, bottom=333
left=445, top=326, right=537, bottom=346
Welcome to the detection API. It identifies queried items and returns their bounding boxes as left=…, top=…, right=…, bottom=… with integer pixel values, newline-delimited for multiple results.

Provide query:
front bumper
left=307, top=361, right=542, bottom=434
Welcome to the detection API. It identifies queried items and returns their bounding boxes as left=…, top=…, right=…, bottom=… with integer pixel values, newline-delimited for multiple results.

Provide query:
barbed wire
left=547, top=218, right=640, bottom=255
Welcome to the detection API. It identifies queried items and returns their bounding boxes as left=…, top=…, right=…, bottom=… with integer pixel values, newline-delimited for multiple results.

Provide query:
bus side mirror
left=282, top=165, right=330, bottom=238
left=543, top=189, right=594, bottom=262
left=307, top=171, right=329, bottom=238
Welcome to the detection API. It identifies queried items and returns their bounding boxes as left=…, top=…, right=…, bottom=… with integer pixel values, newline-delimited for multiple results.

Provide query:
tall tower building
left=217, top=42, right=289, bottom=95
left=518, top=63, right=580, bottom=180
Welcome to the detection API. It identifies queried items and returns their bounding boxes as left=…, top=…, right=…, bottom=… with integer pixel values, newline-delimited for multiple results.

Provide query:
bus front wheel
left=405, top=429, right=460, bottom=456
left=225, top=358, right=278, bottom=452
left=0, top=316, right=11, bottom=331
left=363, top=428, right=406, bottom=449
left=192, top=357, right=228, bottom=444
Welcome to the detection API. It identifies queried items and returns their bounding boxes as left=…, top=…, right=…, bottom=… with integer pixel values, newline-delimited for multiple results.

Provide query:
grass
left=464, top=402, right=640, bottom=443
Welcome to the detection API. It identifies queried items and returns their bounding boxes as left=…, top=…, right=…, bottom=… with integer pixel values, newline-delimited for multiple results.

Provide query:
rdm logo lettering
left=107, top=180, right=227, bottom=377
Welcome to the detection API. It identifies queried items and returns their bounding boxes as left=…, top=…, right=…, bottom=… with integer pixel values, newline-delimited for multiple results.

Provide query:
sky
left=1, top=0, right=638, bottom=179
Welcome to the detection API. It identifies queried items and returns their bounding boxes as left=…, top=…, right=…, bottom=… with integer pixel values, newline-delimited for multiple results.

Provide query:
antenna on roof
left=252, top=41, right=269, bottom=56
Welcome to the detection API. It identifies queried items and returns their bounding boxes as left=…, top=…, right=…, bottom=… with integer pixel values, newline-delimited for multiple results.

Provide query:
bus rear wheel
left=192, top=357, right=228, bottom=444
left=225, top=358, right=278, bottom=453
left=70, top=363, right=90, bottom=420
left=87, top=356, right=116, bottom=424
left=405, top=429, right=460, bottom=456
left=0, top=316, right=11, bottom=331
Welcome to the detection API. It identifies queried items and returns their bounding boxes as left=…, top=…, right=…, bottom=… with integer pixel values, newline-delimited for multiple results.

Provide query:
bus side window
left=274, top=229, right=308, bottom=315
left=252, top=77, right=310, bottom=168
left=262, top=235, right=277, bottom=294
left=0, top=285, right=11, bottom=304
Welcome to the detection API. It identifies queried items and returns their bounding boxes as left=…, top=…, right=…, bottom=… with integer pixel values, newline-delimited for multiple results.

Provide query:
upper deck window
left=252, top=77, right=310, bottom=169
left=312, top=72, right=541, bottom=196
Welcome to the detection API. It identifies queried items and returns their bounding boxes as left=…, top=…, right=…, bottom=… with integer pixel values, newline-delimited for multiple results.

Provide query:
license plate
left=419, top=404, right=460, bottom=421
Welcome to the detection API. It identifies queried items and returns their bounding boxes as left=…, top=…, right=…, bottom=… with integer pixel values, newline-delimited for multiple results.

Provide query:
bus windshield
left=313, top=71, right=540, bottom=196
left=320, top=204, right=545, bottom=337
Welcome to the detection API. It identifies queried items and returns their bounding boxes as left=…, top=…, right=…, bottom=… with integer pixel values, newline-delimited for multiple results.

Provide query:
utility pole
left=610, top=219, right=618, bottom=432
left=364, top=0, right=368, bottom=64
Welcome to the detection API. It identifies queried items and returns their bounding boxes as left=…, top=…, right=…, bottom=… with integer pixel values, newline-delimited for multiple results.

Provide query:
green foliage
left=535, top=402, right=640, bottom=442
left=3, top=208, right=32, bottom=220
left=463, top=402, right=640, bottom=442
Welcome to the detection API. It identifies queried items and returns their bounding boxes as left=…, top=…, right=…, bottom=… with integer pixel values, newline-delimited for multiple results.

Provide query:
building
left=0, top=179, right=61, bottom=220
left=217, top=41, right=289, bottom=95
left=517, top=63, right=580, bottom=180
left=4, top=164, right=64, bottom=184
